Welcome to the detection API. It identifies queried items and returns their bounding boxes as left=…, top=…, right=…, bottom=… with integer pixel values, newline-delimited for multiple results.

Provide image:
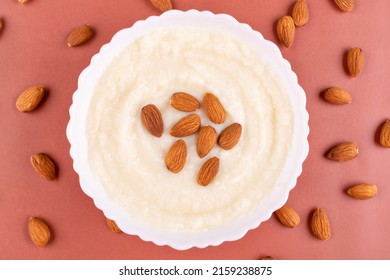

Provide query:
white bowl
left=66, top=10, right=309, bottom=250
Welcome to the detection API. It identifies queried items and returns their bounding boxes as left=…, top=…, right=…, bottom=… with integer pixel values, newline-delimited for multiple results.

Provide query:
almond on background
left=218, top=123, right=242, bottom=150
left=311, top=208, right=331, bottom=240
left=16, top=85, right=46, bottom=112
left=197, top=157, right=219, bottom=186
left=67, top=24, right=93, bottom=47
left=170, top=92, right=200, bottom=112
left=276, top=15, right=295, bottom=48
left=326, top=142, right=358, bottom=161
left=106, top=218, right=122, bottom=233
left=165, top=139, right=187, bottom=173
left=18, top=0, right=31, bottom=3
left=141, top=104, right=164, bottom=137
left=347, top=184, right=377, bottom=200
left=334, top=0, right=355, bottom=12
left=30, top=153, right=56, bottom=181
left=203, top=93, right=226, bottom=124
left=150, top=0, right=173, bottom=12
left=170, top=114, right=201, bottom=137
left=323, top=87, right=352, bottom=105
left=275, top=205, right=300, bottom=228
left=197, top=126, right=217, bottom=158
left=346, top=47, right=364, bottom=77
left=28, top=217, right=51, bottom=247
left=379, top=119, right=390, bottom=147
left=292, top=0, right=309, bottom=27
left=0, top=17, right=3, bottom=34
left=259, top=256, right=275, bottom=260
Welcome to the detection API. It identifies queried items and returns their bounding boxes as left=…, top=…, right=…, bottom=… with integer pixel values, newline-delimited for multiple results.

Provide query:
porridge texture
left=86, top=27, right=293, bottom=232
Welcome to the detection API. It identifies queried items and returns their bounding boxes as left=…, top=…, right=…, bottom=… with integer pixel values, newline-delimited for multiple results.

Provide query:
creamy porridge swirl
left=86, top=27, right=293, bottom=232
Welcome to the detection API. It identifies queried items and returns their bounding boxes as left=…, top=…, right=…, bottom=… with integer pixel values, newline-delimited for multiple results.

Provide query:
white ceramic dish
left=66, top=9, right=309, bottom=250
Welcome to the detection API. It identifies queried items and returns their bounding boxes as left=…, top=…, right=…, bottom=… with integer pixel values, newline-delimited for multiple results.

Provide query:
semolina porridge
left=86, top=27, right=294, bottom=232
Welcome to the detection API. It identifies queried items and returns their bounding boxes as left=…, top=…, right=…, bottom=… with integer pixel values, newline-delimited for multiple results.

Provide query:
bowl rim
left=66, top=9, right=309, bottom=250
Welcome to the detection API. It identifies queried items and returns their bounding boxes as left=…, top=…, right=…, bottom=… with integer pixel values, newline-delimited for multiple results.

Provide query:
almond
left=327, top=142, right=358, bottom=161
left=197, top=157, right=219, bottom=186
left=218, top=123, right=242, bottom=150
left=276, top=16, right=295, bottom=48
left=150, top=0, right=173, bottom=12
left=0, top=17, right=3, bottom=34
left=67, top=24, right=93, bottom=47
left=170, top=92, right=200, bottom=112
left=18, top=0, right=30, bottom=3
left=106, top=218, right=122, bottom=233
left=311, top=208, right=331, bottom=240
left=259, top=256, right=275, bottom=260
left=292, top=0, right=309, bottom=27
left=197, top=126, right=217, bottom=158
left=16, top=85, right=45, bottom=112
left=30, top=153, right=56, bottom=181
left=334, top=0, right=355, bottom=12
left=347, top=184, right=377, bottom=200
left=28, top=217, right=51, bottom=247
left=165, top=139, right=187, bottom=173
left=346, top=47, right=364, bottom=77
left=203, top=93, right=226, bottom=124
left=141, top=104, right=164, bottom=137
left=170, top=114, right=201, bottom=137
left=323, top=87, right=352, bottom=105
left=379, top=119, right=390, bottom=147
left=275, top=205, right=300, bottom=228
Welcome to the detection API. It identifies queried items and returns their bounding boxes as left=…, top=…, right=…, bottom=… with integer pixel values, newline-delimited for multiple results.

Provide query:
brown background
left=1, top=0, right=389, bottom=259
